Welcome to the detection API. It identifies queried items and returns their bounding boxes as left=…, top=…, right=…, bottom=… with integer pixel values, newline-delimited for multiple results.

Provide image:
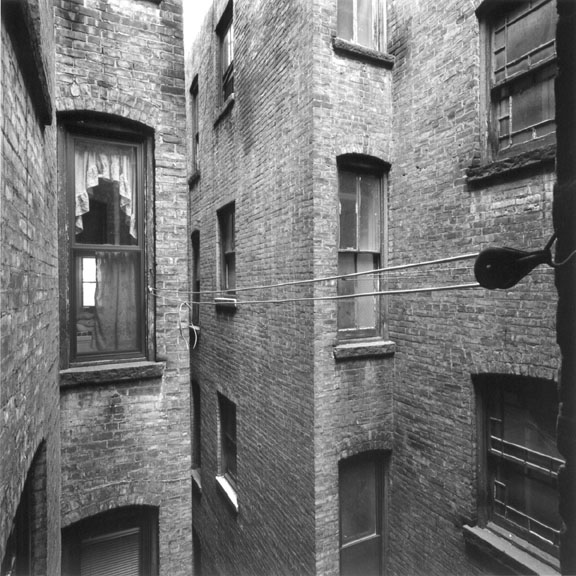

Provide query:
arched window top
left=337, top=153, right=390, bottom=174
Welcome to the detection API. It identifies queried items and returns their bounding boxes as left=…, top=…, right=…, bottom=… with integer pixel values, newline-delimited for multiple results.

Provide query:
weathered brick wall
left=54, top=0, right=192, bottom=573
left=1, top=0, right=61, bottom=573
left=188, top=1, right=316, bottom=574
left=311, top=1, right=395, bottom=574
left=387, top=0, right=558, bottom=574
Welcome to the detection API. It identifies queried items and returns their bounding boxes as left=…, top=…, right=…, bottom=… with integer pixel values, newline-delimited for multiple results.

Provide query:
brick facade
left=53, top=0, right=192, bottom=573
left=188, top=0, right=562, bottom=574
left=1, top=0, right=61, bottom=573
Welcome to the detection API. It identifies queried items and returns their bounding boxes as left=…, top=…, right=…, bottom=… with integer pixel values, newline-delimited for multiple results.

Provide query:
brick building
left=2, top=0, right=191, bottom=573
left=187, top=1, right=566, bottom=575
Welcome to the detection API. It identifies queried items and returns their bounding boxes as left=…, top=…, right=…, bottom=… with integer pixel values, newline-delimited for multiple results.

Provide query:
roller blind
left=80, top=527, right=141, bottom=576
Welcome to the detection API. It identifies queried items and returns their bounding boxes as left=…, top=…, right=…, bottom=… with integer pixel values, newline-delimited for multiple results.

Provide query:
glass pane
left=81, top=257, right=97, bottom=307
left=338, top=253, right=356, bottom=330
left=225, top=253, right=236, bottom=291
left=359, top=175, right=380, bottom=251
left=507, top=1, right=555, bottom=64
left=512, top=77, right=555, bottom=133
left=341, top=536, right=380, bottom=576
left=340, top=457, right=377, bottom=544
left=356, top=253, right=378, bottom=329
left=357, top=0, right=373, bottom=47
left=75, top=251, right=140, bottom=356
left=337, top=0, right=354, bottom=40
left=75, top=142, right=137, bottom=245
left=339, top=172, right=357, bottom=250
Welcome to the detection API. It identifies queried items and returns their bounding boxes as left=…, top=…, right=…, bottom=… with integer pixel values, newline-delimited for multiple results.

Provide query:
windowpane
left=506, top=1, right=555, bottom=64
left=75, top=251, right=141, bottom=356
left=74, top=142, right=137, bottom=246
left=356, top=253, right=378, bottom=329
left=357, top=0, right=373, bottom=48
left=219, top=396, right=237, bottom=485
left=339, top=172, right=358, bottom=250
left=219, top=206, right=236, bottom=292
left=359, top=175, right=380, bottom=251
left=338, top=253, right=356, bottom=330
left=512, top=76, right=555, bottom=133
left=340, top=458, right=377, bottom=544
left=341, top=537, right=380, bottom=576
left=337, top=0, right=354, bottom=41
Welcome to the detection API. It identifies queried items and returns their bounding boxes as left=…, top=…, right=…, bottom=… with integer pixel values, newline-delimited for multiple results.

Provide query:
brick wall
left=387, top=0, right=558, bottom=574
left=1, top=0, right=61, bottom=573
left=188, top=1, right=317, bottom=574
left=54, top=0, right=192, bottom=572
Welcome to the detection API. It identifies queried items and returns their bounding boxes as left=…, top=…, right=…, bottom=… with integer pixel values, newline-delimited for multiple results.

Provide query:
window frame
left=216, top=2, right=234, bottom=103
left=479, top=0, right=557, bottom=160
left=191, top=230, right=201, bottom=327
left=59, top=117, right=154, bottom=368
left=218, top=203, right=236, bottom=294
left=339, top=451, right=389, bottom=576
left=218, top=393, right=237, bottom=492
left=190, top=75, right=199, bottom=174
left=336, top=0, right=386, bottom=52
left=61, top=506, right=159, bottom=576
left=336, top=155, right=388, bottom=340
left=474, top=374, right=563, bottom=558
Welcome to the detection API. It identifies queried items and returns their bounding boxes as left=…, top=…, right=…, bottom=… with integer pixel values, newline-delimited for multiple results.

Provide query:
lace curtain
left=74, top=145, right=136, bottom=239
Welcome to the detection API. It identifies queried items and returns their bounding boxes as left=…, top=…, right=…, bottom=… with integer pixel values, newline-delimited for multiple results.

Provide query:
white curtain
left=74, top=145, right=136, bottom=239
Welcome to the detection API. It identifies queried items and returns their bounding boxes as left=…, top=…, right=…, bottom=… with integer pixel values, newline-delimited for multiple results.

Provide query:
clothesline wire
left=155, top=282, right=482, bottom=309
left=150, top=252, right=479, bottom=298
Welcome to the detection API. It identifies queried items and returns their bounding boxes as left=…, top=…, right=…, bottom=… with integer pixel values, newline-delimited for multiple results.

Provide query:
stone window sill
left=333, top=338, right=396, bottom=361
left=463, top=523, right=560, bottom=576
left=332, top=36, right=395, bottom=69
left=191, top=468, right=202, bottom=494
left=214, top=93, right=235, bottom=127
left=60, top=360, right=165, bottom=388
left=466, top=145, right=555, bottom=187
left=216, top=475, right=238, bottom=513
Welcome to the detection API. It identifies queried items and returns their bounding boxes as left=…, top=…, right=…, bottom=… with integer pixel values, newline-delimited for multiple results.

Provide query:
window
left=62, top=506, right=158, bottom=576
left=217, top=2, right=234, bottom=102
left=218, top=393, right=237, bottom=490
left=192, top=381, right=201, bottom=471
left=339, top=452, right=388, bottom=576
left=481, top=0, right=557, bottom=157
left=337, top=157, right=386, bottom=338
left=190, top=76, right=199, bottom=173
left=67, top=131, right=146, bottom=362
left=337, top=0, right=385, bottom=51
left=191, top=231, right=200, bottom=326
left=218, top=204, right=236, bottom=293
left=476, top=375, right=564, bottom=557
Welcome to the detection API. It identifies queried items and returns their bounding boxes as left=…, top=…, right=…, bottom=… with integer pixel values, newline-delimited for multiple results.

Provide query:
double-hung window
left=337, top=0, right=386, bottom=51
left=190, top=76, right=199, bottom=173
left=217, top=393, right=238, bottom=511
left=481, top=0, right=557, bottom=158
left=337, top=158, right=386, bottom=338
left=68, top=133, right=145, bottom=361
left=339, top=452, right=388, bottom=576
left=476, top=375, right=564, bottom=557
left=218, top=204, right=236, bottom=294
left=217, top=2, right=234, bottom=102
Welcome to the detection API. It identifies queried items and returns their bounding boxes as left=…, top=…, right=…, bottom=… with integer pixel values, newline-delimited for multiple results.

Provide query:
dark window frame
left=218, top=203, right=236, bottom=294
left=59, top=115, right=154, bottom=368
left=474, top=374, right=563, bottom=558
left=190, top=76, right=199, bottom=173
left=192, top=380, right=202, bottom=470
left=216, top=2, right=234, bottom=103
left=339, top=451, right=389, bottom=576
left=191, top=230, right=201, bottom=327
left=479, top=0, right=557, bottom=160
left=337, top=155, right=388, bottom=340
left=218, top=393, right=237, bottom=491
left=61, top=506, right=159, bottom=576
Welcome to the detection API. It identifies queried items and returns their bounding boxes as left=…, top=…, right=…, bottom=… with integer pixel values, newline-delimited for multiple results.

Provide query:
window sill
left=60, top=360, right=165, bottom=388
left=466, top=144, right=555, bottom=187
left=214, top=93, right=235, bottom=127
left=463, top=524, right=560, bottom=576
left=188, top=170, right=200, bottom=189
left=214, top=297, right=237, bottom=311
left=191, top=468, right=202, bottom=494
left=215, top=475, right=238, bottom=513
left=333, top=338, right=396, bottom=361
left=332, top=36, right=395, bottom=69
